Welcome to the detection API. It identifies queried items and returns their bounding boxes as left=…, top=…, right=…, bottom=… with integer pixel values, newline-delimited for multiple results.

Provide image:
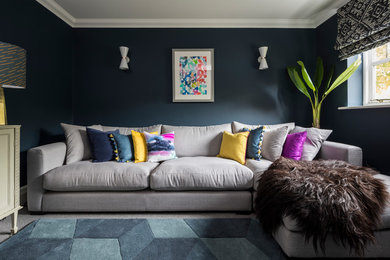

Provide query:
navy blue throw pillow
left=241, top=126, right=265, bottom=160
left=87, top=128, right=119, bottom=162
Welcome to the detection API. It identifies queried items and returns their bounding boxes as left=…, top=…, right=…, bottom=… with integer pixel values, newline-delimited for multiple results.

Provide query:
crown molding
left=73, top=18, right=315, bottom=28
left=36, top=0, right=336, bottom=29
left=311, top=8, right=337, bottom=28
left=36, top=0, right=75, bottom=27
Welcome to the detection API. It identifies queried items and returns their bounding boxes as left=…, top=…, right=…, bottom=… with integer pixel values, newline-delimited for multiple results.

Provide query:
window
left=363, top=43, right=390, bottom=106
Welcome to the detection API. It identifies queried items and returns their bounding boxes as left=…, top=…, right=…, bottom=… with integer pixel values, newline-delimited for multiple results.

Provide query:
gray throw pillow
left=102, top=124, right=162, bottom=135
left=291, top=126, right=332, bottom=161
left=232, top=121, right=295, bottom=133
left=61, top=123, right=103, bottom=164
left=262, top=126, right=289, bottom=162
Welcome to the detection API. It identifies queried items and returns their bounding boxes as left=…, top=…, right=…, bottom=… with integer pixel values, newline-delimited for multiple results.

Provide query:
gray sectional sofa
left=26, top=122, right=390, bottom=257
left=27, top=122, right=364, bottom=213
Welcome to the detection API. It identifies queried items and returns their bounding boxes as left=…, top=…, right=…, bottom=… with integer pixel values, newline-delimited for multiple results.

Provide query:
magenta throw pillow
left=282, top=131, right=307, bottom=160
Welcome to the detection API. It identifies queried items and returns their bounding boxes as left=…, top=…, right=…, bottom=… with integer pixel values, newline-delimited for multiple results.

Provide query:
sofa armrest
left=27, top=142, right=66, bottom=212
left=317, top=141, right=362, bottom=166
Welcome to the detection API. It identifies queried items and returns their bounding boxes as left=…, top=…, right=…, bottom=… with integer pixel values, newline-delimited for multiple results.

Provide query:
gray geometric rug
left=0, top=218, right=284, bottom=260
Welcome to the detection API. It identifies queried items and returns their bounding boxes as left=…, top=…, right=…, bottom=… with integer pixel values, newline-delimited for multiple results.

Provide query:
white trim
left=311, top=8, right=338, bottom=28
left=363, top=45, right=390, bottom=105
left=363, top=51, right=371, bottom=105
left=35, top=0, right=338, bottom=28
left=36, top=0, right=75, bottom=27
left=73, top=18, right=315, bottom=28
left=20, top=185, right=27, bottom=206
left=338, top=104, right=390, bottom=110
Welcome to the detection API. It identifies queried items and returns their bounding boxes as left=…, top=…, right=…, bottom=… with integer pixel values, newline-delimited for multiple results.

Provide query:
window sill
left=338, top=104, right=390, bottom=110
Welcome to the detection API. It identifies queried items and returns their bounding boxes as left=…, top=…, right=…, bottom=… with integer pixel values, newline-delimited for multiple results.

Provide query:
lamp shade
left=0, top=42, right=26, bottom=88
left=0, top=41, right=26, bottom=125
left=258, top=46, right=268, bottom=70
left=119, top=46, right=130, bottom=70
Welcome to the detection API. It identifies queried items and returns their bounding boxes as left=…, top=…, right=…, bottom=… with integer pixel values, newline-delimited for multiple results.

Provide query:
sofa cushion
left=290, top=126, right=332, bottom=161
left=61, top=123, right=103, bottom=165
left=161, top=124, right=232, bottom=157
left=150, top=157, right=253, bottom=191
left=232, top=121, right=295, bottom=133
left=283, top=173, right=390, bottom=231
left=245, top=159, right=273, bottom=190
left=43, top=161, right=159, bottom=191
left=102, top=124, right=162, bottom=135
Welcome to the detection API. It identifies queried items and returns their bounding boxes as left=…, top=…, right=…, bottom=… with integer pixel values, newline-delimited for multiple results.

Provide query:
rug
left=0, top=218, right=283, bottom=260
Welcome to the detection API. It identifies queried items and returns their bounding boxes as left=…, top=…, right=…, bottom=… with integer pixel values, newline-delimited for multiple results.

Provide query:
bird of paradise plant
left=287, top=56, right=361, bottom=128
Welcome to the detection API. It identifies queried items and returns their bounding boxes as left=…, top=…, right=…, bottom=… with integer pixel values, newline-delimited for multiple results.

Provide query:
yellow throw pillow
left=131, top=130, right=158, bottom=163
left=217, top=131, right=250, bottom=164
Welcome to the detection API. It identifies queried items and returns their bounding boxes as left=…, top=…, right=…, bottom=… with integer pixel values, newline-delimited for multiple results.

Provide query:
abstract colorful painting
left=172, top=49, right=214, bottom=102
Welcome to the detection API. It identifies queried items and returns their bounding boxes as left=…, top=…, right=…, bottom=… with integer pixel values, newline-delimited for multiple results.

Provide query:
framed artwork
left=172, top=49, right=214, bottom=102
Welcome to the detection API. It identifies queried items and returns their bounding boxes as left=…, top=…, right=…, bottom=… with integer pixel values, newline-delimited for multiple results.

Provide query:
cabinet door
left=0, top=129, right=15, bottom=214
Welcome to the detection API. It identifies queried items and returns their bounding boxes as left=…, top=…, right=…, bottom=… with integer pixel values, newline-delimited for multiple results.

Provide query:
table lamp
left=0, top=41, right=26, bottom=125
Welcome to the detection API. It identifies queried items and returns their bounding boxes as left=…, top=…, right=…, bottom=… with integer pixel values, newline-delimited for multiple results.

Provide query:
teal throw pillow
left=241, top=126, right=265, bottom=160
left=109, top=132, right=134, bottom=162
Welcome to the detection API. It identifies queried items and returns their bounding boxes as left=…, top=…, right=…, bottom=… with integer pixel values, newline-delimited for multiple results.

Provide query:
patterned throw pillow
left=240, top=126, right=265, bottom=160
left=144, top=132, right=176, bottom=162
left=109, top=132, right=134, bottom=162
left=131, top=130, right=158, bottom=163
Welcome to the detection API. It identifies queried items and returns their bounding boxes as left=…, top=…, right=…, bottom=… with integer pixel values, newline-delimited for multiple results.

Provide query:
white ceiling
left=36, top=0, right=350, bottom=28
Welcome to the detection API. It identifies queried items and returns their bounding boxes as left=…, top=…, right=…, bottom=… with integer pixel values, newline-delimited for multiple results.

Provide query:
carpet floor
left=0, top=217, right=284, bottom=260
left=0, top=207, right=256, bottom=243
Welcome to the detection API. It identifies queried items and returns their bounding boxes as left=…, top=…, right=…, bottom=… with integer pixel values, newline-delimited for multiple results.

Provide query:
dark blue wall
left=6, top=2, right=387, bottom=186
left=1, top=0, right=73, bottom=185
left=316, top=16, right=390, bottom=175
left=72, top=28, right=315, bottom=127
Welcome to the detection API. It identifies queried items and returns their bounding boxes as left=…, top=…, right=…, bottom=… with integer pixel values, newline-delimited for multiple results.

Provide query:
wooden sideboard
left=0, top=125, right=22, bottom=234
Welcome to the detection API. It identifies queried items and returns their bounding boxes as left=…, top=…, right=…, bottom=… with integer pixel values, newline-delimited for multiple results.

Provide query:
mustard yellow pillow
left=131, top=130, right=158, bottom=163
left=217, top=131, right=250, bottom=164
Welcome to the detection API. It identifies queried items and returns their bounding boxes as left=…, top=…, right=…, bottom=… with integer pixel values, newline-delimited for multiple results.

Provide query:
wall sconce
left=258, top=46, right=268, bottom=70
left=119, top=46, right=130, bottom=70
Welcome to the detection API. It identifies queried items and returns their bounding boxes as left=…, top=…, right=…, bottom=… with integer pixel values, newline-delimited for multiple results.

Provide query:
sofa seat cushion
left=43, top=161, right=159, bottom=191
left=283, top=173, right=390, bottom=231
left=245, top=159, right=273, bottom=190
left=150, top=157, right=253, bottom=191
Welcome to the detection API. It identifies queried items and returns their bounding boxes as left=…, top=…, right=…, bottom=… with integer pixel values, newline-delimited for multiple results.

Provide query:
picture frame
left=172, top=49, right=214, bottom=102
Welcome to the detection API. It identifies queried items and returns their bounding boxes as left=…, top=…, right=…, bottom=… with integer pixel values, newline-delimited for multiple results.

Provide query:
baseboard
left=20, top=185, right=27, bottom=206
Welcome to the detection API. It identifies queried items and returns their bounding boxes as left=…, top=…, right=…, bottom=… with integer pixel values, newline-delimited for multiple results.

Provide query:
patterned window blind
left=335, top=0, right=390, bottom=60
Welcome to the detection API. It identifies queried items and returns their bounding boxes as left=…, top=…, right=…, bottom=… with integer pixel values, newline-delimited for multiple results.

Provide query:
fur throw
left=255, top=157, right=389, bottom=256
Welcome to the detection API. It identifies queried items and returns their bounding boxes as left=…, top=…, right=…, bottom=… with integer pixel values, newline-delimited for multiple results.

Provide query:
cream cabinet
left=0, top=125, right=22, bottom=234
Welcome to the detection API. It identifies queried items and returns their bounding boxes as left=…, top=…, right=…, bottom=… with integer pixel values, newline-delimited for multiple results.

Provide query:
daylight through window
left=363, top=43, right=390, bottom=105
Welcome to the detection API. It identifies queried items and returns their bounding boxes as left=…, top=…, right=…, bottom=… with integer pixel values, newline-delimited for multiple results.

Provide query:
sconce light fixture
left=258, top=46, right=268, bottom=70
left=119, top=46, right=130, bottom=70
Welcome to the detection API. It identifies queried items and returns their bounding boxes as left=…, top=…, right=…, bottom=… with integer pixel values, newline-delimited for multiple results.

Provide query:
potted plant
left=287, top=56, right=361, bottom=128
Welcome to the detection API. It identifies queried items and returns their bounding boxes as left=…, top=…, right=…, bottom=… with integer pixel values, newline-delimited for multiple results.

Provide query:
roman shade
left=335, top=0, right=390, bottom=60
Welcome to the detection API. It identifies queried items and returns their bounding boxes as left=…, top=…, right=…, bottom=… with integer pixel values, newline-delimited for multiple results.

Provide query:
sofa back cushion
left=162, top=124, right=232, bottom=157
left=232, top=121, right=295, bottom=133
left=102, top=124, right=162, bottom=135
left=61, top=123, right=103, bottom=165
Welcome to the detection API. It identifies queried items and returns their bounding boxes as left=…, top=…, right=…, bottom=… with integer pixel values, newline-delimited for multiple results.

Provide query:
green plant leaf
left=313, top=57, right=324, bottom=91
left=287, top=66, right=312, bottom=101
left=297, top=61, right=315, bottom=91
left=325, top=65, right=334, bottom=91
left=324, top=56, right=361, bottom=97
